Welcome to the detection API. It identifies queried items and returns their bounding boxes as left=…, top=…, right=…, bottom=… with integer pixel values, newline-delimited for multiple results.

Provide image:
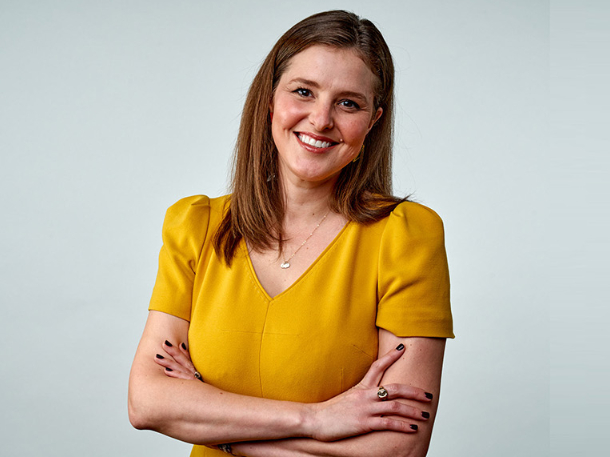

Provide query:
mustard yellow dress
left=149, top=195, right=454, bottom=457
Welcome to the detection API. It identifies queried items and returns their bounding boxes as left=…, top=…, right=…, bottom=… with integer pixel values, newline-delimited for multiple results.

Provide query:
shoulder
left=163, top=195, right=228, bottom=229
left=160, top=195, right=229, bottom=248
left=376, top=201, right=453, bottom=338
left=384, top=201, right=445, bottom=240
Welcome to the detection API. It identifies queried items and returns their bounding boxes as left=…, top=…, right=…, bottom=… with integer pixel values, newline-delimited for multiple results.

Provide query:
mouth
left=295, top=132, right=338, bottom=150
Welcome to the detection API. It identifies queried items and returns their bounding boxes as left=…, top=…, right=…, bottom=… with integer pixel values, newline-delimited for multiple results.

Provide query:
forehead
left=280, top=45, right=378, bottom=97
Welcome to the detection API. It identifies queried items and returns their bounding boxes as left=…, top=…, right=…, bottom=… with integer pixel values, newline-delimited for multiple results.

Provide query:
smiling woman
left=128, top=10, right=453, bottom=457
left=270, top=46, right=383, bottom=186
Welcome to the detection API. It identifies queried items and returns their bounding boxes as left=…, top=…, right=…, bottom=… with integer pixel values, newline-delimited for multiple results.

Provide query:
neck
left=280, top=176, right=335, bottom=226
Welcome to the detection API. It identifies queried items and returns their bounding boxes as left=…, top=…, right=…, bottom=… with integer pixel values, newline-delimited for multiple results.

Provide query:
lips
left=296, top=132, right=339, bottom=150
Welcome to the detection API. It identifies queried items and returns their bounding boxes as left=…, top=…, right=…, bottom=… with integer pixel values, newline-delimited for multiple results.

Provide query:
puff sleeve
left=376, top=202, right=454, bottom=338
left=148, top=195, right=211, bottom=321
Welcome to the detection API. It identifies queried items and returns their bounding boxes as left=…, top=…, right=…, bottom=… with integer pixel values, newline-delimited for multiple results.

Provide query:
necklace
left=280, top=211, right=330, bottom=269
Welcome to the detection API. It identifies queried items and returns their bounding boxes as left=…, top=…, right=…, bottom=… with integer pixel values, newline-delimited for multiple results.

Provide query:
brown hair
left=214, top=10, right=404, bottom=264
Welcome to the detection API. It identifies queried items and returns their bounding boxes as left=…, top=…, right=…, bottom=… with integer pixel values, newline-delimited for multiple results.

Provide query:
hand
left=157, top=341, right=432, bottom=443
left=306, top=344, right=433, bottom=442
left=153, top=339, right=203, bottom=382
left=156, top=343, right=234, bottom=454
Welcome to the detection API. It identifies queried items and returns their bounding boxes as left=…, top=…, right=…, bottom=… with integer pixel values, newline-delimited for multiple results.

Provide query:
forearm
left=234, top=335, right=445, bottom=457
left=128, top=313, right=312, bottom=445
left=129, top=312, right=438, bottom=448
left=129, top=373, right=311, bottom=445
left=232, top=430, right=432, bottom=457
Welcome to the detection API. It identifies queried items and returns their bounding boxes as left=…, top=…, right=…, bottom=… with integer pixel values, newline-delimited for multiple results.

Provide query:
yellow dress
left=149, top=195, right=454, bottom=457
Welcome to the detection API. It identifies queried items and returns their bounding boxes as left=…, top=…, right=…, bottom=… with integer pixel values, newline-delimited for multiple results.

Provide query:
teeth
left=299, top=133, right=332, bottom=148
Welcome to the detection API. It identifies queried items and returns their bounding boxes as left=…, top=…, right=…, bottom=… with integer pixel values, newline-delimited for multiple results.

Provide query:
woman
left=129, top=10, right=453, bottom=457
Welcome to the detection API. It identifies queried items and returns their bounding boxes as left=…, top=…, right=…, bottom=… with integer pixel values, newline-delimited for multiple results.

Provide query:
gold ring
left=377, top=386, right=389, bottom=400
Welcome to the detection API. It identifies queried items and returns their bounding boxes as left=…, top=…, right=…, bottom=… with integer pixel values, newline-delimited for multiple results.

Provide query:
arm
left=229, top=330, right=446, bottom=457
left=225, top=204, right=452, bottom=456
left=128, top=310, right=308, bottom=445
left=128, top=311, right=433, bottom=446
left=370, top=330, right=446, bottom=457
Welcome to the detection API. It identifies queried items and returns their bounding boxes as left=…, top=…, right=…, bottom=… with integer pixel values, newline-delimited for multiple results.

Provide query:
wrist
left=298, top=401, right=319, bottom=440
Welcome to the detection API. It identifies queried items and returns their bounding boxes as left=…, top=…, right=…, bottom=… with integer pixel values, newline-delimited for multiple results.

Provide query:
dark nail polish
left=156, top=354, right=164, bottom=359
left=425, top=392, right=433, bottom=400
left=422, top=411, right=430, bottom=419
left=396, top=343, right=405, bottom=351
left=410, top=424, right=418, bottom=431
left=181, top=342, right=187, bottom=350
left=165, top=367, right=173, bottom=372
left=164, top=340, right=172, bottom=347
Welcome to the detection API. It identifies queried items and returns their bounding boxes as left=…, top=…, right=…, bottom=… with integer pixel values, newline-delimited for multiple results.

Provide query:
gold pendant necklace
left=280, top=211, right=330, bottom=269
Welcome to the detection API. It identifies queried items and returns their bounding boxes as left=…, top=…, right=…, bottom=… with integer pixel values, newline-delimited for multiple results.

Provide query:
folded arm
left=128, top=311, right=309, bottom=445
left=128, top=311, right=434, bottom=447
left=229, top=330, right=446, bottom=457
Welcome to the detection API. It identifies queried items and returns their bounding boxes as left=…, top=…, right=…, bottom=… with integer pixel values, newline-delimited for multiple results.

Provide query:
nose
left=309, top=100, right=334, bottom=131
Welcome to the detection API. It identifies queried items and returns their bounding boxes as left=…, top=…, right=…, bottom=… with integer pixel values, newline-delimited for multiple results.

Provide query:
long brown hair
left=214, top=10, right=404, bottom=265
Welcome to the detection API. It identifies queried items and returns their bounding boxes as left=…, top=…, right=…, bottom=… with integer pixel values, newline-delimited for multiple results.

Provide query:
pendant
left=280, top=261, right=291, bottom=269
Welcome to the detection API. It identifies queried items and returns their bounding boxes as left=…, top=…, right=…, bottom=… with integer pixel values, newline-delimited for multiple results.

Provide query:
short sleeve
left=148, top=195, right=211, bottom=321
left=376, top=202, right=454, bottom=338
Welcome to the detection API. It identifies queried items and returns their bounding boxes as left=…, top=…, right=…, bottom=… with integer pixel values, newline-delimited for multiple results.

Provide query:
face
left=270, top=45, right=383, bottom=188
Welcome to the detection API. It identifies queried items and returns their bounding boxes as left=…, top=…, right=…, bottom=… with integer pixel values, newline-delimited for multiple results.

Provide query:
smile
left=296, top=133, right=336, bottom=149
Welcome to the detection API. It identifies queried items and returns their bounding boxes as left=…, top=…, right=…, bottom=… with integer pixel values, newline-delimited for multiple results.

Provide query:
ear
left=368, top=107, right=383, bottom=131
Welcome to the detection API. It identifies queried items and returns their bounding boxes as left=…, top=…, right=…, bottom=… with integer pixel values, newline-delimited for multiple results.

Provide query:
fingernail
left=165, top=367, right=173, bottom=372
left=181, top=342, right=187, bottom=350
left=425, top=392, right=433, bottom=400
left=422, top=411, right=430, bottom=419
left=164, top=340, right=172, bottom=347
left=156, top=354, right=164, bottom=359
left=396, top=343, right=405, bottom=351
left=410, top=424, right=418, bottom=431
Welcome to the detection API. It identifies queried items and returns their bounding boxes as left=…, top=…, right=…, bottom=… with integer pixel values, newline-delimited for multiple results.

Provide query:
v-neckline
left=243, top=221, right=352, bottom=301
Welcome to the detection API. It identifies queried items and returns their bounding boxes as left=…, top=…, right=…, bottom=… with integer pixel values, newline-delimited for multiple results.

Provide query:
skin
left=129, top=312, right=434, bottom=445
left=160, top=333, right=445, bottom=457
left=128, top=45, right=447, bottom=456
left=270, top=45, right=383, bottom=188
left=253, top=45, right=383, bottom=295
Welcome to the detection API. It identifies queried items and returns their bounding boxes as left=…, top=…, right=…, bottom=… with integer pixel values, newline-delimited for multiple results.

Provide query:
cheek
left=286, top=110, right=308, bottom=130
left=342, top=118, right=372, bottom=143
left=272, top=105, right=302, bottom=147
left=273, top=98, right=305, bottom=127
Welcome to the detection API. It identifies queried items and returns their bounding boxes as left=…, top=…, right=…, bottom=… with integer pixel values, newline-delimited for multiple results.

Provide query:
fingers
left=153, top=339, right=202, bottom=381
left=371, top=398, right=431, bottom=422
left=375, top=383, right=434, bottom=404
left=368, top=416, right=420, bottom=433
left=153, top=353, right=195, bottom=380
left=163, top=340, right=197, bottom=372
left=309, top=377, right=433, bottom=441
left=359, top=344, right=405, bottom=388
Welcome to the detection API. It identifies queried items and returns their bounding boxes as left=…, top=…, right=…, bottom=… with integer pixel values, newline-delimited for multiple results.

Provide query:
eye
left=294, top=87, right=312, bottom=97
left=339, top=99, right=361, bottom=110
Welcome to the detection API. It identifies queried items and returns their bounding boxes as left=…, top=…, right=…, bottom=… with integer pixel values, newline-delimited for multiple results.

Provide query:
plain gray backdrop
left=1, top=1, right=603, bottom=456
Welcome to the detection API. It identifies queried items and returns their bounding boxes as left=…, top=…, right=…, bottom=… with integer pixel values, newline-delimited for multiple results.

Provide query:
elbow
left=128, top=394, right=152, bottom=430
left=128, top=366, right=168, bottom=431
left=128, top=385, right=160, bottom=431
left=128, top=406, right=146, bottom=431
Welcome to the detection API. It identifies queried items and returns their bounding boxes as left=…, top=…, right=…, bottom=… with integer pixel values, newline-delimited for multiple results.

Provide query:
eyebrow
left=288, top=78, right=371, bottom=103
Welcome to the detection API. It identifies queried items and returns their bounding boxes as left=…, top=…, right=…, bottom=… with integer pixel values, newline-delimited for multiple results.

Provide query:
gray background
left=0, top=1, right=604, bottom=456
